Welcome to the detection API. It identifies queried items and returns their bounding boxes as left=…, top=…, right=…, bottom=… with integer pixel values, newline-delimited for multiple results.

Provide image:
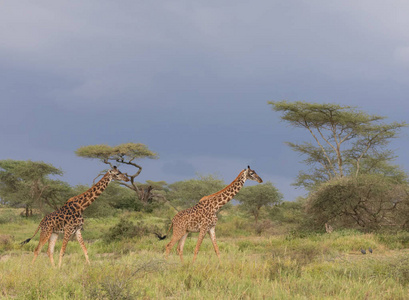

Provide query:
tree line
left=0, top=143, right=282, bottom=223
left=1, top=101, right=408, bottom=232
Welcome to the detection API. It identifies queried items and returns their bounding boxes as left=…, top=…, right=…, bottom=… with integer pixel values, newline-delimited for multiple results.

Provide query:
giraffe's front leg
left=58, top=231, right=72, bottom=268
left=75, top=230, right=90, bottom=265
left=208, top=227, right=220, bottom=262
left=192, top=229, right=207, bottom=263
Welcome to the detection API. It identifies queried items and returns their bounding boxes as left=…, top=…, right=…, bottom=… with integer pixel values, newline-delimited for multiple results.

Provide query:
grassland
left=1, top=208, right=409, bottom=299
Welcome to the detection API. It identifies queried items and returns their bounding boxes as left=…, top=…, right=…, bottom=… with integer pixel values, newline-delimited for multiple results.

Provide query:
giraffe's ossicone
left=21, top=166, right=129, bottom=268
left=163, top=166, right=263, bottom=263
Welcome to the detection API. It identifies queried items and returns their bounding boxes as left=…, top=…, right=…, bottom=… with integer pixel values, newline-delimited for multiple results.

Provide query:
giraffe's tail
left=154, top=223, right=173, bottom=241
left=20, top=224, right=41, bottom=245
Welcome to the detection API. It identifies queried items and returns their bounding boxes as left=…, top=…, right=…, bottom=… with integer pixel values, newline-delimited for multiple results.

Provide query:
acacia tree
left=235, top=182, right=283, bottom=223
left=75, top=143, right=161, bottom=204
left=269, top=101, right=407, bottom=189
left=0, top=160, right=66, bottom=216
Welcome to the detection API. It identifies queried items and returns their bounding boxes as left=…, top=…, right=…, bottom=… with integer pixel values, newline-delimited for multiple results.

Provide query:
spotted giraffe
left=21, top=166, right=129, bottom=267
left=163, top=166, right=263, bottom=263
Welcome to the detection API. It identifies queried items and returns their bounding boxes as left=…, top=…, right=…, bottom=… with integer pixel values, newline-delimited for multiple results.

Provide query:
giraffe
left=325, top=223, right=333, bottom=234
left=20, top=166, right=129, bottom=268
left=163, top=166, right=263, bottom=263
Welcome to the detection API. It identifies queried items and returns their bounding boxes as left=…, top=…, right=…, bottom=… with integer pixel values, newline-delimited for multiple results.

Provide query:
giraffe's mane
left=198, top=169, right=245, bottom=202
left=65, top=171, right=110, bottom=203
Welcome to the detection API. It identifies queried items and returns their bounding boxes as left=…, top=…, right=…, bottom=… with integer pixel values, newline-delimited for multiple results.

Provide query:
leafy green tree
left=0, top=160, right=65, bottom=216
left=236, top=182, right=283, bottom=223
left=75, top=143, right=161, bottom=205
left=167, top=174, right=225, bottom=210
left=269, top=197, right=306, bottom=225
left=39, top=179, right=74, bottom=212
left=269, top=101, right=407, bottom=189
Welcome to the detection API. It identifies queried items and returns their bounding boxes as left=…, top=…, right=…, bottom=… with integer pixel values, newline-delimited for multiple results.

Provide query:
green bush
left=0, top=234, right=14, bottom=252
left=83, top=260, right=166, bottom=299
left=83, top=201, right=118, bottom=218
left=376, top=231, right=409, bottom=249
left=306, top=175, right=409, bottom=231
left=271, top=239, right=323, bottom=266
left=104, top=218, right=160, bottom=242
left=268, top=257, right=302, bottom=280
left=253, top=220, right=274, bottom=235
left=0, top=209, right=18, bottom=224
left=216, top=216, right=252, bottom=237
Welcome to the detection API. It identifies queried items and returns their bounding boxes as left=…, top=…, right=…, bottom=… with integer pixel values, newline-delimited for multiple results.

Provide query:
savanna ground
left=1, top=207, right=409, bottom=299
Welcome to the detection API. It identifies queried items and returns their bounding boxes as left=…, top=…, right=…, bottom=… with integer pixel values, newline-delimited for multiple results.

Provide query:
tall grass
left=1, top=209, right=409, bottom=299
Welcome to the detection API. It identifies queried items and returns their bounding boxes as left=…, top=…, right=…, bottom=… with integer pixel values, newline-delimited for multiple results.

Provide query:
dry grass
left=1, top=210, right=409, bottom=299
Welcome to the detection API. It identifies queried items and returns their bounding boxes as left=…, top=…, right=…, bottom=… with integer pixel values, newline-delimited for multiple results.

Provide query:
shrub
left=269, top=200, right=305, bottom=225
left=306, top=175, right=409, bottom=231
left=104, top=218, right=160, bottom=242
left=0, top=209, right=18, bottom=224
left=268, top=257, right=302, bottom=281
left=271, top=239, right=322, bottom=266
left=83, top=260, right=166, bottom=299
left=254, top=220, right=274, bottom=235
left=376, top=231, right=409, bottom=249
left=0, top=234, right=14, bottom=252
left=83, top=201, right=118, bottom=218
left=216, top=216, right=252, bottom=237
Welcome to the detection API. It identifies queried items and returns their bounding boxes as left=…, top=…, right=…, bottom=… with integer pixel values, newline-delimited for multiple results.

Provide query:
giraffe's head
left=108, top=166, right=130, bottom=182
left=244, top=166, right=263, bottom=183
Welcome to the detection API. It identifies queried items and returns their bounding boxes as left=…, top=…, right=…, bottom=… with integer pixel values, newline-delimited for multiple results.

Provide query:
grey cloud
left=1, top=1, right=409, bottom=201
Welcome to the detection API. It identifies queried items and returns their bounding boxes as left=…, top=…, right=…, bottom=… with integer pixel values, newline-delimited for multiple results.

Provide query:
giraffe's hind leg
left=32, top=230, right=52, bottom=264
left=165, top=227, right=186, bottom=260
left=46, top=233, right=58, bottom=267
left=75, top=230, right=90, bottom=265
left=208, top=227, right=220, bottom=261
left=176, top=233, right=189, bottom=263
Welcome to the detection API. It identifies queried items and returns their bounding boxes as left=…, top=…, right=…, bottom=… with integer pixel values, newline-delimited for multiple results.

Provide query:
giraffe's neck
left=201, top=170, right=247, bottom=213
left=68, top=172, right=112, bottom=213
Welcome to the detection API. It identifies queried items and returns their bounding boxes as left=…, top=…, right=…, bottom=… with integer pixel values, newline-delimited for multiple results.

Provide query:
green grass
left=1, top=209, right=409, bottom=299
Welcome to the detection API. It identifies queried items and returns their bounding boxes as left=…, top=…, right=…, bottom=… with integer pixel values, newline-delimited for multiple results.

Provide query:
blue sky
left=1, top=1, right=409, bottom=201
